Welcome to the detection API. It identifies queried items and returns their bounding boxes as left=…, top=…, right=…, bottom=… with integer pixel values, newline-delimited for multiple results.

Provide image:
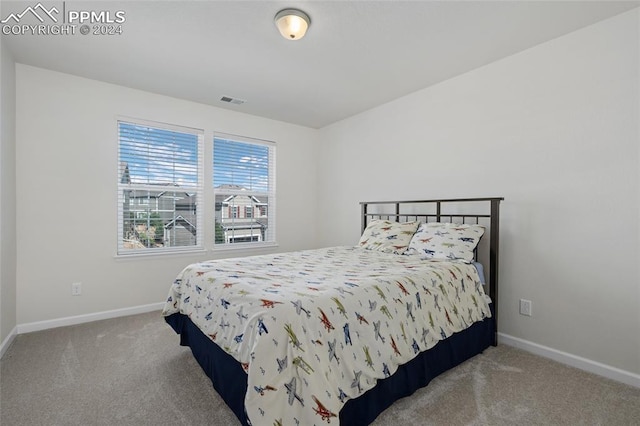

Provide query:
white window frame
left=117, top=117, right=204, bottom=256
left=213, top=132, right=276, bottom=250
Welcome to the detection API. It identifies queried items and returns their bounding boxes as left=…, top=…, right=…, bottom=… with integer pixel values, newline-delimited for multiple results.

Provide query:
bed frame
left=166, top=197, right=503, bottom=425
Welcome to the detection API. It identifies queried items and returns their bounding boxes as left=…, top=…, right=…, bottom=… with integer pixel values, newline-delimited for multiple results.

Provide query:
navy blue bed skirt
left=165, top=308, right=495, bottom=426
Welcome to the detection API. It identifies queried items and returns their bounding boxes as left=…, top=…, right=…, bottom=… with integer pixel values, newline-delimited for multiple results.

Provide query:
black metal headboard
left=360, top=197, right=503, bottom=345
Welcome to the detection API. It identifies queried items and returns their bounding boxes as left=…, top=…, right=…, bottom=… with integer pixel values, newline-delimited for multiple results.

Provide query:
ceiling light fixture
left=274, top=8, right=310, bottom=41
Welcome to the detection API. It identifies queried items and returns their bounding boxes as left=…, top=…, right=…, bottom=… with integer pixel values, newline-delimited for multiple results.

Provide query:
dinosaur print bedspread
left=162, top=246, right=492, bottom=425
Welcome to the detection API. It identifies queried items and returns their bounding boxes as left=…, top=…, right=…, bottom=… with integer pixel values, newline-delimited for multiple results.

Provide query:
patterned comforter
left=162, top=246, right=492, bottom=425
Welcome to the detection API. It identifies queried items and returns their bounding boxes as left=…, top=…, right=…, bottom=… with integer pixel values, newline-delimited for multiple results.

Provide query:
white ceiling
left=2, top=1, right=639, bottom=128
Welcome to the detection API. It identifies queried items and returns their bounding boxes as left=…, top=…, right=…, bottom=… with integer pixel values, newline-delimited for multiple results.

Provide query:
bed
left=163, top=197, right=503, bottom=425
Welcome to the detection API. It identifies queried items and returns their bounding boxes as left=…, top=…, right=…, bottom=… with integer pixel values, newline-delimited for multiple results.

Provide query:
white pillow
left=358, top=219, right=420, bottom=255
left=405, top=222, right=484, bottom=263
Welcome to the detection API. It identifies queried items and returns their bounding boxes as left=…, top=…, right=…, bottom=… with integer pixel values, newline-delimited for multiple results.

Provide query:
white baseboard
left=0, top=326, right=17, bottom=359
left=16, top=302, right=165, bottom=334
left=498, top=332, right=640, bottom=389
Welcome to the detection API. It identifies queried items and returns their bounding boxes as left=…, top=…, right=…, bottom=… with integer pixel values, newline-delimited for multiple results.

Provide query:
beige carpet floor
left=1, top=311, right=638, bottom=425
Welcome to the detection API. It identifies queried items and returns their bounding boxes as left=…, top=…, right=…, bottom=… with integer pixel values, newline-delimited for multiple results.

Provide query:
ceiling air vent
left=220, top=96, right=246, bottom=105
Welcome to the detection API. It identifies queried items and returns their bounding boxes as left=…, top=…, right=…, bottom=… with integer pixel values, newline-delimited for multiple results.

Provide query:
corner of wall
left=0, top=38, right=18, bottom=347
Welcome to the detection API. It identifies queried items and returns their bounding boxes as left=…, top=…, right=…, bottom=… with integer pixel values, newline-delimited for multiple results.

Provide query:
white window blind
left=213, top=133, right=276, bottom=246
left=117, top=119, right=204, bottom=255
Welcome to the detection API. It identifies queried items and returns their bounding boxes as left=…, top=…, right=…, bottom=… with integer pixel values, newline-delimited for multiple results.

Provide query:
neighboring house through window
left=213, top=134, right=276, bottom=246
left=117, top=119, right=203, bottom=255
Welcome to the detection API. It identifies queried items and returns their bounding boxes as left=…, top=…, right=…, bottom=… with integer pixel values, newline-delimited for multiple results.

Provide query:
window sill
left=114, top=248, right=208, bottom=260
left=210, top=242, right=279, bottom=253
left=114, top=242, right=279, bottom=260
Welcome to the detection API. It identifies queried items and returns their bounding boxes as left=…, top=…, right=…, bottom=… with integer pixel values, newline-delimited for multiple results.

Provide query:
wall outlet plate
left=71, top=282, right=82, bottom=296
left=519, top=299, right=532, bottom=316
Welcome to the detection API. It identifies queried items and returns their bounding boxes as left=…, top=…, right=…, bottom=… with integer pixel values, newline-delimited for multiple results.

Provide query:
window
left=117, top=119, right=203, bottom=255
left=213, top=134, right=276, bottom=247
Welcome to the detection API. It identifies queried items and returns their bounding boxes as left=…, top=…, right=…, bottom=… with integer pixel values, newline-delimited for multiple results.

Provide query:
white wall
left=15, top=65, right=319, bottom=325
left=317, top=10, right=639, bottom=375
left=0, top=38, right=17, bottom=349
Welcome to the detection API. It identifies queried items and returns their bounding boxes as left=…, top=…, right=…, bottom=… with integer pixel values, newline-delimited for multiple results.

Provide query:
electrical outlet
left=519, top=299, right=532, bottom=316
left=71, top=282, right=82, bottom=296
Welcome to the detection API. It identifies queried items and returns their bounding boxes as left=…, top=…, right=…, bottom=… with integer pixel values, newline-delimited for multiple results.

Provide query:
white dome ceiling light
left=274, top=8, right=311, bottom=41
